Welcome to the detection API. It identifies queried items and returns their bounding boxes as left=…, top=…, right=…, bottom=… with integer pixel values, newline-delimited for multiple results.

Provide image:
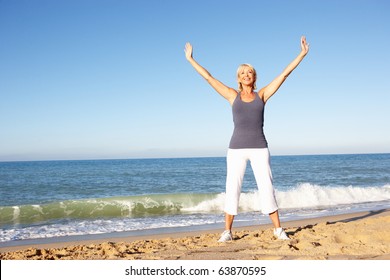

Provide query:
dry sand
left=1, top=209, right=389, bottom=260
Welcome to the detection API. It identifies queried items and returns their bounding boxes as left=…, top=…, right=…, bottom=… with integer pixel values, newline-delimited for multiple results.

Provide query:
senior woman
left=184, top=36, right=309, bottom=242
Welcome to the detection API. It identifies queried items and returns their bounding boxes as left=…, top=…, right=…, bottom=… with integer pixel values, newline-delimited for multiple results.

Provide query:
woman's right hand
left=184, top=42, right=193, bottom=60
left=183, top=42, right=237, bottom=104
left=300, top=36, right=309, bottom=56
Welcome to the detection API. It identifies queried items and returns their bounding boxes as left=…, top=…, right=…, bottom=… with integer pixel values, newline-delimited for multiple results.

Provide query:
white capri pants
left=224, top=148, right=278, bottom=215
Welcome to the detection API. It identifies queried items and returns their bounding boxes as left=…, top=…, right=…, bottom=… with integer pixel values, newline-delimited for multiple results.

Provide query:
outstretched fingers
left=184, top=42, right=193, bottom=60
left=300, top=36, right=309, bottom=54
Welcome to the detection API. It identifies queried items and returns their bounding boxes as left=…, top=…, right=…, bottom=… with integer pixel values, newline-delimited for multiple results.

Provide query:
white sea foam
left=184, top=184, right=390, bottom=213
left=276, top=183, right=390, bottom=209
left=1, top=184, right=389, bottom=243
left=182, top=193, right=226, bottom=212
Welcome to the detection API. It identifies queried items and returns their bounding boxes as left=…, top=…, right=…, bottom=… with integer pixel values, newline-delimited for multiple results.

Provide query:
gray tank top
left=228, top=92, right=268, bottom=149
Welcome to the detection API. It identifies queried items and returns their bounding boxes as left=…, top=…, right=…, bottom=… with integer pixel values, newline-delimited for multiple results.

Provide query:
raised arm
left=184, top=43, right=237, bottom=104
left=259, top=36, right=310, bottom=103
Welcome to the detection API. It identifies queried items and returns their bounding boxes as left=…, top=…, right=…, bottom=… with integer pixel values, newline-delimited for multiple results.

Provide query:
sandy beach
left=1, top=208, right=389, bottom=260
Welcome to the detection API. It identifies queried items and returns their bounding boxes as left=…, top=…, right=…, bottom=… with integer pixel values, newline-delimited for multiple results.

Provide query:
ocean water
left=0, top=153, right=389, bottom=246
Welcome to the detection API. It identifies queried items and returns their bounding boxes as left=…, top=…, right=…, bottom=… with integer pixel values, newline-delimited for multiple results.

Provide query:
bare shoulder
left=226, top=88, right=238, bottom=105
left=257, top=87, right=266, bottom=102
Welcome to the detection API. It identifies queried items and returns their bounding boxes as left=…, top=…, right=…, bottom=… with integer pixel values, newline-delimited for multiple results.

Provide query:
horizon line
left=1, top=151, right=389, bottom=163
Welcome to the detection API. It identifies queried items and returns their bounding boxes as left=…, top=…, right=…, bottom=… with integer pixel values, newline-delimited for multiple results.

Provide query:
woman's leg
left=249, top=148, right=278, bottom=216
left=269, top=210, right=281, bottom=228
left=249, top=149, right=289, bottom=239
left=218, top=149, right=248, bottom=242
left=224, top=213, right=235, bottom=231
left=224, top=149, right=248, bottom=229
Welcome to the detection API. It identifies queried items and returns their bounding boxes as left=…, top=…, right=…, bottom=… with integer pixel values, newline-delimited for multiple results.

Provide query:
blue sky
left=0, top=0, right=389, bottom=161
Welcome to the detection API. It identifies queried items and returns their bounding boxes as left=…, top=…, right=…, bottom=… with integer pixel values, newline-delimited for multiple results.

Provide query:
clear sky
left=0, top=0, right=389, bottom=161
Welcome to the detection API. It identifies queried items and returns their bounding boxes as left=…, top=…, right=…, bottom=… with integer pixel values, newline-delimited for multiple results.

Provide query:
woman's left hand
left=184, top=42, right=193, bottom=61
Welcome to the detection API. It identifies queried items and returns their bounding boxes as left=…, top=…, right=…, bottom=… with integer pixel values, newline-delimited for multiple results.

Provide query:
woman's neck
left=241, top=85, right=254, bottom=95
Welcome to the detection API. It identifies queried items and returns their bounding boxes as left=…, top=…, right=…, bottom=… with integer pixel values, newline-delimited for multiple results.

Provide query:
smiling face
left=237, top=64, right=257, bottom=91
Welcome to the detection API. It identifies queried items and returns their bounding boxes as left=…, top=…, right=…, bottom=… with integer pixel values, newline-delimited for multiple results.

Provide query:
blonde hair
left=236, top=63, right=257, bottom=92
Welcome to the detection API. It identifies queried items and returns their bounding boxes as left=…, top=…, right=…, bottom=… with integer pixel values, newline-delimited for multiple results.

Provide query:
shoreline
left=1, top=208, right=389, bottom=259
left=1, top=205, right=387, bottom=250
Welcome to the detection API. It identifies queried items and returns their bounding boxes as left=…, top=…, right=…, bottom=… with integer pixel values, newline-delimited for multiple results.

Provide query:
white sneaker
left=273, top=228, right=290, bottom=240
left=218, top=230, right=233, bottom=242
